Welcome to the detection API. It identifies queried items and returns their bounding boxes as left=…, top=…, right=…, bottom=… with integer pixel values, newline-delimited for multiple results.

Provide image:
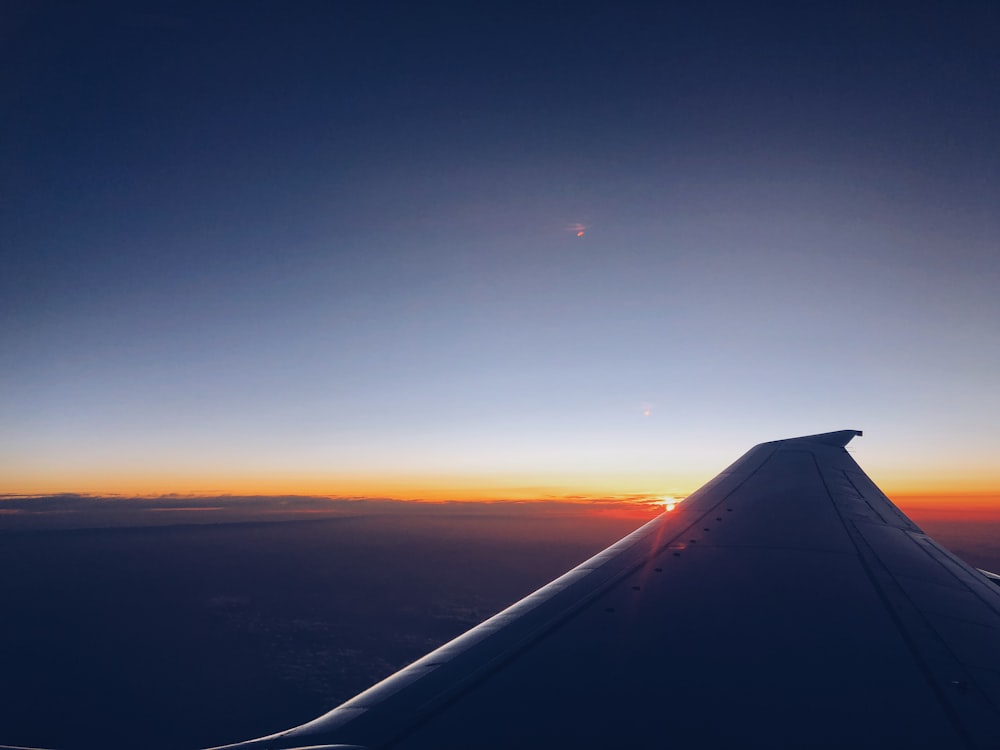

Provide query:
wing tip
left=772, top=429, right=863, bottom=448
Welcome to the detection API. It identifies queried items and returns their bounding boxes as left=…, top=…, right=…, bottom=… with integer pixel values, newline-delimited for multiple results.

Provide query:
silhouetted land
left=0, top=506, right=646, bottom=749
left=1, top=502, right=997, bottom=750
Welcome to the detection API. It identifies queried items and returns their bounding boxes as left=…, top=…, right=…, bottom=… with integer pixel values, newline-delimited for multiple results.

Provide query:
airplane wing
left=205, top=430, right=1000, bottom=750
left=4, top=431, right=998, bottom=750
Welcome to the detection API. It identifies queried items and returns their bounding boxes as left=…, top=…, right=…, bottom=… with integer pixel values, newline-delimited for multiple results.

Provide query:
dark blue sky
left=3, top=1, right=1000, bottom=497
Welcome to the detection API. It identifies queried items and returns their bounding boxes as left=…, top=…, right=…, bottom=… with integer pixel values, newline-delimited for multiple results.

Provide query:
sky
left=3, top=1, right=1000, bottom=502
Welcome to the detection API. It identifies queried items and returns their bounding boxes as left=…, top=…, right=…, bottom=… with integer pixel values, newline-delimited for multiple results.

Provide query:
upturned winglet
left=772, top=429, right=863, bottom=448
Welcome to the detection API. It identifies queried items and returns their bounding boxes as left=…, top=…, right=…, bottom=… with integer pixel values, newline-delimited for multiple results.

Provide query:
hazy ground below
left=1, top=501, right=997, bottom=750
left=0, top=506, right=646, bottom=750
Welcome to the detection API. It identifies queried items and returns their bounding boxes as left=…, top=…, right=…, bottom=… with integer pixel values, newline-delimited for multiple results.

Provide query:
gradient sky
left=3, top=2, right=999, bottom=500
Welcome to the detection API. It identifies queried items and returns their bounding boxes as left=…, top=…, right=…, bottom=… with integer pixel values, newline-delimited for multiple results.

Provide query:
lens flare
left=652, top=496, right=680, bottom=511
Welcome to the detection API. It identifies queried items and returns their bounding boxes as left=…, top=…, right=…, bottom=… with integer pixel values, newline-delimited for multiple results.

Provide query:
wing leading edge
left=212, top=430, right=1000, bottom=749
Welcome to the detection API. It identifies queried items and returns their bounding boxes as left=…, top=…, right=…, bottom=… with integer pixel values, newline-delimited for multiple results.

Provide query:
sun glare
left=652, top=496, right=679, bottom=511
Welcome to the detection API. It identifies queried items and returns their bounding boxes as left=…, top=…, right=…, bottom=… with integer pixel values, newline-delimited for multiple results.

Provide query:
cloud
left=0, top=492, right=668, bottom=530
left=0, top=493, right=364, bottom=530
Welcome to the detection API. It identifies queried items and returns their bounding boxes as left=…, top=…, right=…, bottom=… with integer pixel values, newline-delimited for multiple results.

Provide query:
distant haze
left=2, top=501, right=998, bottom=750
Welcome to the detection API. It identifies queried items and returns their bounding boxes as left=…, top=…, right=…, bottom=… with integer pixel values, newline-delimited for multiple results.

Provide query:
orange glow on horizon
left=0, top=462, right=706, bottom=503
left=7, top=467, right=1000, bottom=507
left=892, top=494, right=1000, bottom=515
left=1, top=467, right=695, bottom=509
left=865, top=458, right=1000, bottom=496
left=5, top=461, right=1000, bottom=514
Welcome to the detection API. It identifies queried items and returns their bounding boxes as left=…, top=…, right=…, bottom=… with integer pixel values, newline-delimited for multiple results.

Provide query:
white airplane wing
left=206, top=430, right=1000, bottom=750
left=4, top=431, right=998, bottom=750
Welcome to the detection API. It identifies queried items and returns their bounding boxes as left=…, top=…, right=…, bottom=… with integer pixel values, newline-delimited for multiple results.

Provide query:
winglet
left=777, top=430, right=863, bottom=448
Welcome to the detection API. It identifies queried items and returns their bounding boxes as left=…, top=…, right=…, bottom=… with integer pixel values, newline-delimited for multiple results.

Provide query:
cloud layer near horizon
left=0, top=493, right=664, bottom=530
